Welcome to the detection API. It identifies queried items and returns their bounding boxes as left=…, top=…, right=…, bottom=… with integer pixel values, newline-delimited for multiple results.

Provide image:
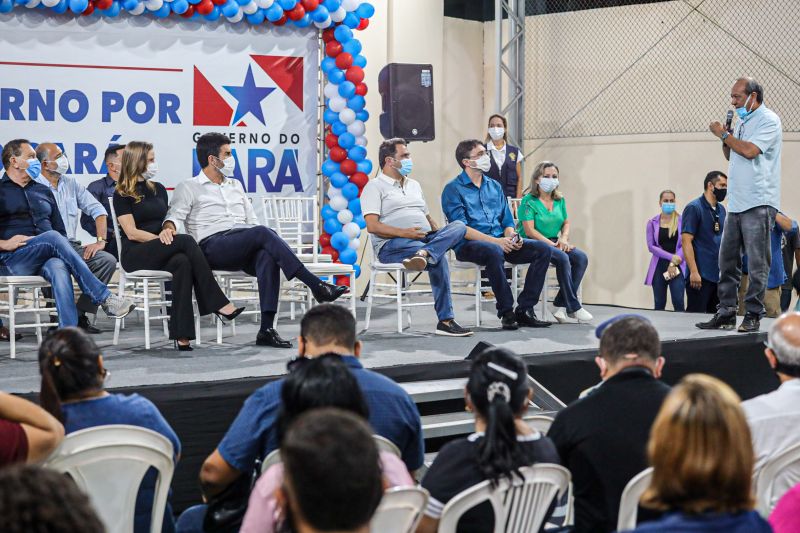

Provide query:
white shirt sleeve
left=165, top=182, right=193, bottom=229
left=360, top=181, right=382, bottom=216
left=237, top=181, right=260, bottom=224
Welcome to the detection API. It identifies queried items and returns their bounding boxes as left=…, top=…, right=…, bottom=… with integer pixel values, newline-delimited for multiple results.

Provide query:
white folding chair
left=449, top=255, right=519, bottom=327
left=755, top=441, right=800, bottom=516
left=0, top=276, right=58, bottom=359
left=370, top=486, right=429, bottom=533
left=44, top=425, right=175, bottom=533
left=212, top=270, right=259, bottom=344
left=525, top=415, right=555, bottom=435
left=438, top=464, right=570, bottom=533
left=617, top=466, right=654, bottom=532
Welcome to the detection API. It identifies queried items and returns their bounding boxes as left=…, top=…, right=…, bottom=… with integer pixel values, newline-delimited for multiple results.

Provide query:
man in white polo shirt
left=361, top=138, right=472, bottom=337
left=700, top=77, right=782, bottom=333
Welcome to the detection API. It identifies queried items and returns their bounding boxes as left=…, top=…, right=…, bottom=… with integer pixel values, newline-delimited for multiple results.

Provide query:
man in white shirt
left=163, top=133, right=346, bottom=348
left=742, top=311, right=800, bottom=501
left=361, top=138, right=471, bottom=337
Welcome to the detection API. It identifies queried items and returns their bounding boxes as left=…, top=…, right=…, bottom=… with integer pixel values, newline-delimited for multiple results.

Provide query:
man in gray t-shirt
left=361, top=138, right=472, bottom=337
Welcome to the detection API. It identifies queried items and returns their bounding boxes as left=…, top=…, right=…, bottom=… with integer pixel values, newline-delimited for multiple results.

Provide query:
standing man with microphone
left=697, top=77, right=782, bottom=333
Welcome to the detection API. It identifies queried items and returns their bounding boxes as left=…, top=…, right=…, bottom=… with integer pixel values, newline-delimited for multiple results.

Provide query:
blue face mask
left=25, top=158, right=41, bottom=179
left=661, top=202, right=676, bottom=215
left=397, top=158, right=413, bottom=177
left=735, top=94, right=753, bottom=120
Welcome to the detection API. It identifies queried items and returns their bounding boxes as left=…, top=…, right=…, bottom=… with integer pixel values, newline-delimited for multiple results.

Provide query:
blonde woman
left=645, top=191, right=685, bottom=311
left=112, top=142, right=242, bottom=351
left=516, top=161, right=592, bottom=322
left=626, top=374, right=771, bottom=532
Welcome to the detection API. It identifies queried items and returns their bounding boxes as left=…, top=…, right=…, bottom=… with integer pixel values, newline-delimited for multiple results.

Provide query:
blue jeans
left=550, top=246, right=589, bottom=313
left=377, top=221, right=466, bottom=321
left=651, top=259, right=685, bottom=311
left=455, top=238, right=553, bottom=316
left=0, top=231, right=111, bottom=327
left=175, top=504, right=206, bottom=533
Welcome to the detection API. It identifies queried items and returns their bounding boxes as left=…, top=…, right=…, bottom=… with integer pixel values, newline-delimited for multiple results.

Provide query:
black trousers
left=685, top=278, right=719, bottom=314
left=200, top=226, right=306, bottom=314
left=121, top=234, right=228, bottom=340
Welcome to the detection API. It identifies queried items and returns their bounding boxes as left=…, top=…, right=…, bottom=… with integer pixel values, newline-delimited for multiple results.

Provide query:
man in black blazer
left=548, top=316, right=670, bottom=533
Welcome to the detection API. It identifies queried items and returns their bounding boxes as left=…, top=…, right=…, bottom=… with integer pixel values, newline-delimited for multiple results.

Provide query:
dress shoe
left=500, top=311, right=519, bottom=330
left=0, top=326, right=22, bottom=342
left=695, top=312, right=736, bottom=330
left=311, top=281, right=348, bottom=304
left=435, top=320, right=473, bottom=337
left=515, top=308, right=550, bottom=328
left=174, top=340, right=194, bottom=352
left=78, top=315, right=103, bottom=334
left=256, top=328, right=293, bottom=348
left=738, top=313, right=760, bottom=333
left=214, top=306, right=246, bottom=325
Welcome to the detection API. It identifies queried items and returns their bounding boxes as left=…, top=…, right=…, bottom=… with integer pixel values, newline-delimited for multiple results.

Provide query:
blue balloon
left=101, top=0, right=120, bottom=15
left=265, top=2, right=283, bottom=20
left=323, top=109, right=339, bottom=124
left=321, top=57, right=336, bottom=74
left=221, top=0, right=238, bottom=16
left=353, top=263, right=362, bottom=278
left=310, top=5, right=329, bottom=22
left=347, top=95, right=365, bottom=112
left=353, top=55, right=367, bottom=68
left=337, top=132, right=355, bottom=149
left=331, top=232, right=350, bottom=252
left=321, top=159, right=340, bottom=177
left=356, top=2, right=374, bottom=18
left=356, top=109, right=369, bottom=122
left=246, top=9, right=264, bottom=23
left=348, top=198, right=362, bottom=216
left=342, top=39, right=362, bottom=56
left=277, top=0, right=295, bottom=9
left=171, top=0, right=189, bottom=14
left=342, top=182, right=359, bottom=200
left=321, top=204, right=336, bottom=221
left=234, top=0, right=248, bottom=4
left=187, top=0, right=200, bottom=5
left=343, top=11, right=359, bottom=28
left=0, top=0, right=13, bottom=13
left=356, top=160, right=373, bottom=174
left=354, top=214, right=366, bottom=229
left=347, top=146, right=367, bottom=162
left=339, top=248, right=357, bottom=265
left=121, top=0, right=137, bottom=10
left=204, top=5, right=220, bottom=20
left=13, top=0, right=26, bottom=6
left=328, top=69, right=346, bottom=85
left=153, top=2, right=170, bottom=16
left=331, top=121, right=348, bottom=136
left=293, top=13, right=311, bottom=27
left=52, top=0, right=68, bottom=13
left=323, top=217, right=342, bottom=235
left=338, top=81, right=356, bottom=99
left=330, top=172, right=349, bottom=188
left=322, top=0, right=339, bottom=11
left=334, top=25, right=352, bottom=43
left=68, top=0, right=88, bottom=13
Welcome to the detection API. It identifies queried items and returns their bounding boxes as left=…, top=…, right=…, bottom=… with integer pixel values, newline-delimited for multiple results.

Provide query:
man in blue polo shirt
left=441, top=139, right=552, bottom=330
left=699, top=77, right=782, bottom=333
left=682, top=171, right=728, bottom=314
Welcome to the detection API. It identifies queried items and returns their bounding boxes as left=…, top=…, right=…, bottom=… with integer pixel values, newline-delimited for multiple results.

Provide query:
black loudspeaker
left=378, top=63, right=435, bottom=142
left=466, top=341, right=495, bottom=360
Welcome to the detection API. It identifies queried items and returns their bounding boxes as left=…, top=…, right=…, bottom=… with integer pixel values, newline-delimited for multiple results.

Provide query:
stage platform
left=3, top=296, right=781, bottom=512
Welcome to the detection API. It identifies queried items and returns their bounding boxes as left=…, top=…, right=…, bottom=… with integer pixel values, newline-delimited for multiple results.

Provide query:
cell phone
left=511, top=233, right=522, bottom=244
left=425, top=230, right=436, bottom=237
left=663, top=271, right=672, bottom=281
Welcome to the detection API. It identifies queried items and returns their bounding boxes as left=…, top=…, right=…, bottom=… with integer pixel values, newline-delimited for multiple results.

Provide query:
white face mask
left=488, top=127, right=505, bottom=141
left=52, top=154, right=69, bottom=175
left=216, top=156, right=236, bottom=178
left=539, top=177, right=559, bottom=193
left=144, top=162, right=159, bottom=180
left=470, top=154, right=491, bottom=173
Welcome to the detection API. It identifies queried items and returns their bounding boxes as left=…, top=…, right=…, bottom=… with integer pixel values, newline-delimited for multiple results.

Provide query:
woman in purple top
left=645, top=190, right=686, bottom=311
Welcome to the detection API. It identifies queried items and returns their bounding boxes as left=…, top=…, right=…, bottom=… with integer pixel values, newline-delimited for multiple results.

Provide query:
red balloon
left=349, top=172, right=368, bottom=189
left=335, top=52, right=353, bottom=70
left=357, top=18, right=369, bottom=30
left=339, top=159, right=357, bottom=176
left=325, top=133, right=339, bottom=149
left=82, top=3, right=94, bottom=15
left=345, top=66, right=364, bottom=84
left=301, top=0, right=318, bottom=10
left=335, top=275, right=351, bottom=287
left=319, top=233, right=331, bottom=248
left=196, top=0, right=213, bottom=15
left=325, top=41, right=342, bottom=58
left=287, top=4, right=305, bottom=20
left=211, top=0, right=225, bottom=5
left=273, top=13, right=287, bottom=25
left=329, top=146, right=347, bottom=163
left=179, top=3, right=194, bottom=16
left=322, top=28, right=335, bottom=43
left=95, top=0, right=112, bottom=9
left=355, top=83, right=368, bottom=96
left=322, top=247, right=339, bottom=262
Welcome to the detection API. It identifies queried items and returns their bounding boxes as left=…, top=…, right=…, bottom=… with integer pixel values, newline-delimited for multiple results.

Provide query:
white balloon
left=324, top=82, right=339, bottom=100
left=348, top=237, right=360, bottom=250
left=144, top=0, right=162, bottom=10
left=347, top=120, right=366, bottom=136
left=329, top=96, right=347, bottom=113
left=341, top=0, right=358, bottom=11
left=255, top=0, right=272, bottom=7
left=25, top=0, right=41, bottom=7
left=330, top=6, right=346, bottom=21
left=313, top=16, right=331, bottom=29
left=330, top=195, right=348, bottom=211
left=128, top=2, right=146, bottom=14
left=327, top=186, right=342, bottom=199
left=241, top=1, right=257, bottom=14
left=339, top=108, right=356, bottom=126
left=355, top=136, right=368, bottom=147
left=41, top=0, right=60, bottom=7
left=226, top=10, right=243, bottom=22
left=343, top=222, right=360, bottom=239
left=337, top=209, right=353, bottom=224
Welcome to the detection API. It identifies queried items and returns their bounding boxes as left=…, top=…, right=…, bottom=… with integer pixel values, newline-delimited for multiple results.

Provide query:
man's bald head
left=767, top=312, right=800, bottom=376
left=35, top=143, right=58, bottom=163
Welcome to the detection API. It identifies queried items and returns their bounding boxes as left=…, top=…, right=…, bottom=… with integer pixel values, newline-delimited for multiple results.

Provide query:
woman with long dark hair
left=417, top=348, right=560, bottom=533
left=37, top=328, right=181, bottom=533
left=485, top=114, right=524, bottom=199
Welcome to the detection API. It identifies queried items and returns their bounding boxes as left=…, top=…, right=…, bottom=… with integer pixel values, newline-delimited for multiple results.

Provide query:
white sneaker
left=553, top=308, right=570, bottom=324
left=568, top=308, right=594, bottom=322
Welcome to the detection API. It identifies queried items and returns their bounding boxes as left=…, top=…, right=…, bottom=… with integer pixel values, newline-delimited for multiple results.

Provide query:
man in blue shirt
left=36, top=143, right=117, bottom=333
left=82, top=144, right=125, bottom=260
left=701, top=77, right=782, bottom=333
left=682, top=171, right=728, bottom=314
left=442, top=139, right=552, bottom=330
left=0, top=139, right=133, bottom=327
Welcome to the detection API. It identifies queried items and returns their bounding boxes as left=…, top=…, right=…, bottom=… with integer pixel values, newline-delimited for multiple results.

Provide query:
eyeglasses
left=286, top=352, right=343, bottom=372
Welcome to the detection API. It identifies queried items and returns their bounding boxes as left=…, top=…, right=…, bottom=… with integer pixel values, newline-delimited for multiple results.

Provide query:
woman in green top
left=517, top=161, right=592, bottom=323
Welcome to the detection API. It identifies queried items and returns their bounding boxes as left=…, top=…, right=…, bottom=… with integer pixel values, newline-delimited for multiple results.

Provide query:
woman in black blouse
left=113, top=142, right=242, bottom=350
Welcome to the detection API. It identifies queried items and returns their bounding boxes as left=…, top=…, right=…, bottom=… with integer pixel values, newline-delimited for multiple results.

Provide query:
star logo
left=223, top=65, right=275, bottom=126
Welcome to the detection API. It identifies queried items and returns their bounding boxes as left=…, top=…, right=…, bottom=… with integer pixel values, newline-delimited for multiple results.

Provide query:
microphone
left=725, top=109, right=734, bottom=132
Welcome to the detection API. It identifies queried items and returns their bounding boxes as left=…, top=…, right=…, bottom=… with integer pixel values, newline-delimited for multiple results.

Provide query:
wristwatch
left=721, top=131, right=730, bottom=142
left=97, top=237, right=106, bottom=244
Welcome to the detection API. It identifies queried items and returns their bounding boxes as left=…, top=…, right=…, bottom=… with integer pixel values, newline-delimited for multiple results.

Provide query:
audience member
left=442, top=139, right=552, bottom=330
left=517, top=161, right=592, bottom=322
left=770, top=482, right=800, bottom=533
left=742, top=312, right=800, bottom=501
left=0, top=139, right=134, bottom=326
left=485, top=114, right=524, bottom=199
left=0, top=390, right=63, bottom=467
left=630, top=374, right=771, bottom=532
left=164, top=132, right=346, bottom=349
left=362, top=138, right=471, bottom=337
left=113, top=141, right=243, bottom=350
left=0, top=464, right=105, bottom=533
left=82, top=143, right=126, bottom=259
left=38, top=327, right=181, bottom=533
left=239, top=355, right=414, bottom=533
left=682, top=170, right=728, bottom=314
left=417, top=347, right=560, bottom=533
left=645, top=190, right=685, bottom=312
left=780, top=218, right=800, bottom=312
left=547, top=316, right=670, bottom=532
left=36, top=142, right=117, bottom=333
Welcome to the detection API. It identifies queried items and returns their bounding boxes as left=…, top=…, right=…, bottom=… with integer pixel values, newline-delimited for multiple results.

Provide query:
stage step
left=400, top=378, right=466, bottom=404
left=421, top=408, right=558, bottom=440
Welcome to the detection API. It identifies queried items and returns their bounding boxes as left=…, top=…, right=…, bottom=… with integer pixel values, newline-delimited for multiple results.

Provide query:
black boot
left=695, top=312, right=736, bottom=330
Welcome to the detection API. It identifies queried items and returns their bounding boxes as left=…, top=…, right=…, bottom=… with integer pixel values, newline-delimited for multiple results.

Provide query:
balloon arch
left=2, top=0, right=376, bottom=286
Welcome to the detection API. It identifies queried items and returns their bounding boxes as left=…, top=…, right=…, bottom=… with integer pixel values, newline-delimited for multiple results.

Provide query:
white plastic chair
left=449, top=255, right=519, bottom=327
left=525, top=415, right=555, bottom=435
left=438, top=464, right=570, bottom=533
left=370, top=486, right=429, bottom=533
left=616, top=466, right=653, bottom=532
left=44, top=425, right=175, bottom=533
left=0, top=276, right=58, bottom=359
left=755, top=440, right=800, bottom=516
left=212, top=270, right=259, bottom=344
left=260, top=434, right=401, bottom=475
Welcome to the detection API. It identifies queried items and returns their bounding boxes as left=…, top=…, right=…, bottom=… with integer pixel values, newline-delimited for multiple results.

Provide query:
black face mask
left=713, top=187, right=727, bottom=202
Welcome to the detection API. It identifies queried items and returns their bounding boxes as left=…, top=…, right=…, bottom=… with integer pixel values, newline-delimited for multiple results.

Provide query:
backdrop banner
left=0, top=12, right=319, bottom=200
